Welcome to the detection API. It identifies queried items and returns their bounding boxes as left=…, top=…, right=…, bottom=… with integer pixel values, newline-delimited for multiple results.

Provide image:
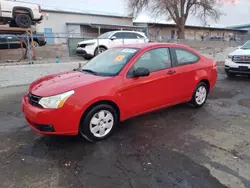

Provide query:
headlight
left=38, top=90, right=75, bottom=109
left=86, top=42, right=96, bottom=46
left=228, top=55, right=232, bottom=59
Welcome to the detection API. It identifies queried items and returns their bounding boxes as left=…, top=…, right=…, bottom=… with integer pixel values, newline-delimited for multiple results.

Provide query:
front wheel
left=94, top=47, right=107, bottom=56
left=225, top=70, right=236, bottom=78
left=189, top=82, right=208, bottom=108
left=79, top=104, right=118, bottom=142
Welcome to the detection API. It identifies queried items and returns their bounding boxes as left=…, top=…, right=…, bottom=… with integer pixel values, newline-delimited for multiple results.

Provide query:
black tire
left=94, top=46, right=107, bottom=56
left=189, top=82, right=208, bottom=108
left=79, top=104, right=119, bottom=142
left=15, top=14, right=32, bottom=28
left=9, top=20, right=18, bottom=27
left=83, top=56, right=92, bottom=60
left=31, top=41, right=39, bottom=48
left=225, top=70, right=236, bottom=78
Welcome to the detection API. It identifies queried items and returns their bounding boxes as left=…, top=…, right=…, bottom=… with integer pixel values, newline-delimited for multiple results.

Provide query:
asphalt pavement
left=0, top=71, right=250, bottom=188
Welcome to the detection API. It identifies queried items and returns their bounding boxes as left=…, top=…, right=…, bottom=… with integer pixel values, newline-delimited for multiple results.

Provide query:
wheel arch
left=12, top=7, right=34, bottom=19
left=80, top=99, right=121, bottom=123
left=198, top=79, right=210, bottom=92
left=94, top=45, right=108, bottom=54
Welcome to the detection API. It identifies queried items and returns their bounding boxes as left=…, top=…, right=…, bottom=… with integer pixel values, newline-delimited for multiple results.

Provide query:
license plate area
left=239, top=66, right=248, bottom=71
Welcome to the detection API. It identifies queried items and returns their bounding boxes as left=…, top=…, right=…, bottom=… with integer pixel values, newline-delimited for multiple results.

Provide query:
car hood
left=29, top=71, right=110, bottom=97
left=78, top=39, right=105, bottom=45
left=229, top=48, right=250, bottom=56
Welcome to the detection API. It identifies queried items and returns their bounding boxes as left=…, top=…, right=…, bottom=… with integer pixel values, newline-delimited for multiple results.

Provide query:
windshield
left=241, top=41, right=250, bottom=49
left=98, top=31, right=115, bottom=39
left=81, top=48, right=139, bottom=76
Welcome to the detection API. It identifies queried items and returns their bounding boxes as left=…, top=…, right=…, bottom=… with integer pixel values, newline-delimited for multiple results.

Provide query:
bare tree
left=127, top=0, right=221, bottom=39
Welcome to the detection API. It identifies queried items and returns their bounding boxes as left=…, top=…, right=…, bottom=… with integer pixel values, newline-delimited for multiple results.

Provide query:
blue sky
left=23, top=0, right=250, bottom=27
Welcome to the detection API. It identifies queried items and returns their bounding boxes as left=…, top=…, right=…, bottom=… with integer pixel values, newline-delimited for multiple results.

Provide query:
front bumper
left=225, top=66, right=250, bottom=74
left=33, top=15, right=43, bottom=22
left=225, top=59, right=250, bottom=74
left=22, top=95, right=80, bottom=135
left=38, top=40, right=47, bottom=46
left=76, top=48, right=87, bottom=56
left=76, top=46, right=96, bottom=57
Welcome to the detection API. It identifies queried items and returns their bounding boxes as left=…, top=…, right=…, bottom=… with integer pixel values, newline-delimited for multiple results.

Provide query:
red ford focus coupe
left=22, top=43, right=217, bottom=142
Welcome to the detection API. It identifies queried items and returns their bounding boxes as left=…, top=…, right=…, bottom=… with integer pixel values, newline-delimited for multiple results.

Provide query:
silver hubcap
left=195, top=86, right=207, bottom=105
left=90, top=110, right=114, bottom=138
left=98, top=48, right=105, bottom=54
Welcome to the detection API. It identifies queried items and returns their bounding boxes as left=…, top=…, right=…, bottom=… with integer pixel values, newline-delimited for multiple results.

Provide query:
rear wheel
left=189, top=82, right=208, bottom=108
left=31, top=41, right=39, bottom=48
left=79, top=104, right=118, bottom=142
left=15, top=14, right=32, bottom=28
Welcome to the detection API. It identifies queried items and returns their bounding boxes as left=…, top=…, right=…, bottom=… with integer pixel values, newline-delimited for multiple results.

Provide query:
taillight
left=42, top=34, right=45, bottom=40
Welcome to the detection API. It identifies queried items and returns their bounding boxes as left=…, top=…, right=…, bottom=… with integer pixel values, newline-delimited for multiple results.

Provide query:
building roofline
left=66, top=22, right=147, bottom=29
left=41, top=9, right=133, bottom=19
left=134, top=22, right=248, bottom=32
left=226, top=24, right=250, bottom=29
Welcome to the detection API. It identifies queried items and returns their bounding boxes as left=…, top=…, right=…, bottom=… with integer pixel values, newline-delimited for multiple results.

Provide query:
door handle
left=167, top=70, right=176, bottom=75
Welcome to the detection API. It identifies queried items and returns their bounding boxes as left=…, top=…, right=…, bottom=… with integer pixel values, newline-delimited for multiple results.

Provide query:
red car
left=22, top=43, right=217, bottom=142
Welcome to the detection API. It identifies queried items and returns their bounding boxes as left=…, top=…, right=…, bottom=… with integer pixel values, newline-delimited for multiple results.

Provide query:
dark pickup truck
left=0, top=33, right=46, bottom=49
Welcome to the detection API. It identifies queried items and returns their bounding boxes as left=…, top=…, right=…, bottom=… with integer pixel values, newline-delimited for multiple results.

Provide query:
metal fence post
left=26, top=35, right=32, bottom=64
left=97, top=37, right=99, bottom=54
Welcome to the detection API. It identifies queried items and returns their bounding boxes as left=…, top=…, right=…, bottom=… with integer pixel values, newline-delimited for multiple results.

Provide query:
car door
left=170, top=47, right=200, bottom=102
left=0, top=35, right=8, bottom=49
left=108, top=32, right=125, bottom=47
left=118, top=47, right=177, bottom=118
left=7, top=35, right=22, bottom=49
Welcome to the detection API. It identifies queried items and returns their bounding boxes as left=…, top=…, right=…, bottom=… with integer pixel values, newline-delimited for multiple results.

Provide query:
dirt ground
left=0, top=69, right=250, bottom=188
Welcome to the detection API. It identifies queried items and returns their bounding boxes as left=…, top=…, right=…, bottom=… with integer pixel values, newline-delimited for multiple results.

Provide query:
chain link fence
left=1, top=32, right=250, bottom=64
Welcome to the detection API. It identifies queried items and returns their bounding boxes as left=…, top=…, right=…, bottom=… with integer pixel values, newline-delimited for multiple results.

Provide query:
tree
left=127, top=0, right=221, bottom=39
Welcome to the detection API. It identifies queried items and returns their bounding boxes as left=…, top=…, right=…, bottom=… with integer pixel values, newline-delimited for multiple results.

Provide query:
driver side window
left=127, top=48, right=171, bottom=77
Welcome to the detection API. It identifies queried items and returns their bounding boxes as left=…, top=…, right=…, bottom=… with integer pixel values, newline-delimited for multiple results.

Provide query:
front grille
left=28, top=92, right=42, bottom=108
left=232, top=55, right=250, bottom=64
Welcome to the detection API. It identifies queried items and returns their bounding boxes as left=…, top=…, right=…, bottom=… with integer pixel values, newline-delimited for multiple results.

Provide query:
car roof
left=114, top=43, right=189, bottom=50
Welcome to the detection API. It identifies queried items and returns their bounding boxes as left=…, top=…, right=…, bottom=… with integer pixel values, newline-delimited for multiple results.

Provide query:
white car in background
left=76, top=30, right=149, bottom=59
left=225, top=41, right=250, bottom=78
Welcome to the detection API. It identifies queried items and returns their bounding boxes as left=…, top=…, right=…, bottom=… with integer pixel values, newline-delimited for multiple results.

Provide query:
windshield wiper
left=81, top=69, right=98, bottom=75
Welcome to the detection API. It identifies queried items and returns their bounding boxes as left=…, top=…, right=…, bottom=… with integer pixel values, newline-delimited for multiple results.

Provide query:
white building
left=36, top=9, right=146, bottom=44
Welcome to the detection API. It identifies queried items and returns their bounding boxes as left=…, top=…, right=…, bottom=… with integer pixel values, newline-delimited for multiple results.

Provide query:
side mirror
left=237, top=46, right=241, bottom=49
left=110, top=36, right=116, bottom=40
left=133, top=67, right=150, bottom=77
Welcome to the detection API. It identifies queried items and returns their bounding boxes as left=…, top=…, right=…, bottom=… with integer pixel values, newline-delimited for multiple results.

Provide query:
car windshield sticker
left=114, top=55, right=125, bottom=62
left=122, top=49, right=137, bottom=53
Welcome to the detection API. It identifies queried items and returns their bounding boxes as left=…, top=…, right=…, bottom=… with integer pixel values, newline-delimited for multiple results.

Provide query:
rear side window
left=174, top=48, right=199, bottom=65
left=123, top=32, right=137, bottom=39
left=135, top=33, right=145, bottom=38
left=113, top=32, right=125, bottom=39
